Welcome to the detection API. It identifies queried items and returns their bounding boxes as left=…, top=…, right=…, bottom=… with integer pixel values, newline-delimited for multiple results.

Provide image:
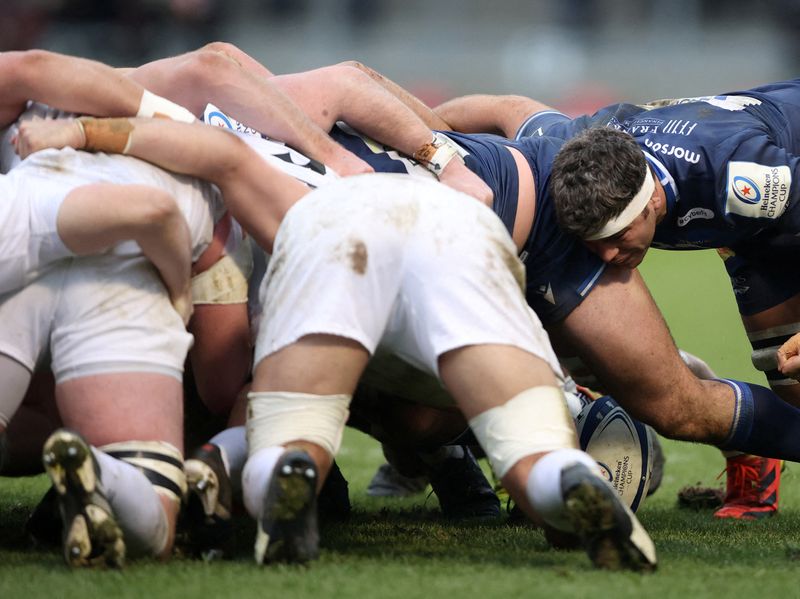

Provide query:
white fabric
left=0, top=253, right=192, bottom=383
left=247, top=391, right=351, bottom=456
left=242, top=445, right=285, bottom=519
left=468, top=386, right=578, bottom=478
left=92, top=448, right=169, bottom=556
left=526, top=448, right=599, bottom=531
left=584, top=167, right=655, bottom=241
left=0, top=148, right=223, bottom=300
left=253, top=174, right=562, bottom=378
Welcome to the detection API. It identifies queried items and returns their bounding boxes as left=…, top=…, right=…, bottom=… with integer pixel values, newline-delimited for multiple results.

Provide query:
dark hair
left=550, top=127, right=647, bottom=239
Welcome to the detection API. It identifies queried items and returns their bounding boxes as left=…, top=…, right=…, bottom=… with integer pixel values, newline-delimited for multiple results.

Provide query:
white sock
left=242, top=446, right=285, bottom=519
left=209, top=426, right=248, bottom=493
left=526, top=448, right=599, bottom=532
left=92, top=448, right=168, bottom=556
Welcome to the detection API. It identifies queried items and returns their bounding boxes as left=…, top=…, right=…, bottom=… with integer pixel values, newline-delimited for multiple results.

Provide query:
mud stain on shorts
left=347, top=239, right=368, bottom=274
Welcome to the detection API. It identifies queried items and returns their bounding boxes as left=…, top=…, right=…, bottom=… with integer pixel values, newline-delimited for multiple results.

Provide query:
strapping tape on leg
left=247, top=391, right=350, bottom=456
left=468, top=386, right=578, bottom=479
left=101, top=441, right=186, bottom=504
left=749, top=323, right=800, bottom=386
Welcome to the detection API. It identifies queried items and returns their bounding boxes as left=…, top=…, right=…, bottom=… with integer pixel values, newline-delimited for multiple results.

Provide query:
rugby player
left=535, top=82, right=800, bottom=519
left=23, top=114, right=658, bottom=572
left=105, top=47, right=800, bottom=523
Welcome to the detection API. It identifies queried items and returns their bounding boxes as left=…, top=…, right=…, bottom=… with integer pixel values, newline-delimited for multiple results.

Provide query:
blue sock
left=719, top=379, right=800, bottom=460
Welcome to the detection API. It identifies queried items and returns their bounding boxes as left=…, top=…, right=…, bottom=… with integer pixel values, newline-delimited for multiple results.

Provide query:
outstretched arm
left=0, top=49, right=195, bottom=129
left=127, top=44, right=372, bottom=177
left=16, top=117, right=309, bottom=252
left=270, top=63, right=493, bottom=204
left=434, top=94, right=555, bottom=138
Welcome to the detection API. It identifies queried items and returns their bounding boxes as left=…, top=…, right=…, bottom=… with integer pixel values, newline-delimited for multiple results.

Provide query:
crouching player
left=241, top=174, right=657, bottom=571
left=21, top=115, right=656, bottom=571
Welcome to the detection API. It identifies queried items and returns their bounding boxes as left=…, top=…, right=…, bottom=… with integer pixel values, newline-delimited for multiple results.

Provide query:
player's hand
left=777, top=333, right=800, bottom=379
left=171, top=286, right=194, bottom=327
left=438, top=159, right=494, bottom=206
left=13, top=118, right=84, bottom=159
left=325, top=146, right=374, bottom=176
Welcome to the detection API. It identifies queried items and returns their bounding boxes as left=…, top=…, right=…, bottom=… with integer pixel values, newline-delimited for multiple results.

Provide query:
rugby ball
left=574, top=395, right=654, bottom=512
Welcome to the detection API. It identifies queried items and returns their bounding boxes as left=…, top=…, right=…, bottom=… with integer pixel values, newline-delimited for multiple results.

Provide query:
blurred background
left=4, top=0, right=800, bottom=115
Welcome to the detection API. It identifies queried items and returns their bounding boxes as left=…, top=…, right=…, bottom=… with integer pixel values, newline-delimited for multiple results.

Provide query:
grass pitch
left=2, top=249, right=800, bottom=598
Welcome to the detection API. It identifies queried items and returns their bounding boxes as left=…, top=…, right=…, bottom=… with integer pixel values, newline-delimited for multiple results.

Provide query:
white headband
left=584, top=168, right=655, bottom=241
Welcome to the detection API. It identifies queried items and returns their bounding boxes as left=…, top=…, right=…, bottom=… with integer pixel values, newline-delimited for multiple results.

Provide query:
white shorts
left=0, top=253, right=192, bottom=383
left=253, top=174, right=561, bottom=378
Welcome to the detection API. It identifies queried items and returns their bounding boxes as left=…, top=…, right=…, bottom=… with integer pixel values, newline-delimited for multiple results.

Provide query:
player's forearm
left=339, top=61, right=451, bottom=131
left=95, top=118, right=308, bottom=251
left=434, top=94, right=554, bottom=138
left=2, top=50, right=141, bottom=122
left=273, top=64, right=445, bottom=157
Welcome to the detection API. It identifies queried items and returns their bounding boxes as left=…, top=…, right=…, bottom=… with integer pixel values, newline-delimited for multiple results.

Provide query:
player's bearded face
left=584, top=205, right=656, bottom=269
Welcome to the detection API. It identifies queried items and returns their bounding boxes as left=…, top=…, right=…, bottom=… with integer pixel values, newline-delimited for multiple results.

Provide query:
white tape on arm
left=137, top=90, right=197, bottom=123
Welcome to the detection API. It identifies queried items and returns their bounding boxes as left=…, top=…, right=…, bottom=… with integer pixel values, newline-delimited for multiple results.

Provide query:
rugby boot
left=561, top=462, right=657, bottom=572
left=366, top=462, right=428, bottom=498
left=254, top=449, right=319, bottom=564
left=184, top=443, right=234, bottom=559
left=42, top=429, right=125, bottom=568
left=428, top=446, right=500, bottom=520
left=713, top=454, right=781, bottom=520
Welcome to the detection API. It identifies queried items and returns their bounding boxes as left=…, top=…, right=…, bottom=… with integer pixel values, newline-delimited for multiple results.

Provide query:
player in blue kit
left=544, top=79, right=800, bottom=519
left=151, top=57, right=800, bottom=526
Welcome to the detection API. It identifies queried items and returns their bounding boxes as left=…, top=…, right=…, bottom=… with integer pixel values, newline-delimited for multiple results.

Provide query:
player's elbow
left=139, top=189, right=182, bottom=227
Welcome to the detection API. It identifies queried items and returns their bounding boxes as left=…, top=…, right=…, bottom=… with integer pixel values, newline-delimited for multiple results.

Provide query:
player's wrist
left=413, top=132, right=464, bottom=177
left=78, top=117, right=134, bottom=154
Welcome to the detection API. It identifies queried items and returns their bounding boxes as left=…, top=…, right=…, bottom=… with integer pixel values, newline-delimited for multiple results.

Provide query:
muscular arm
left=0, top=50, right=145, bottom=128
left=127, top=45, right=372, bottom=177
left=434, top=94, right=555, bottom=138
left=16, top=117, right=308, bottom=252
left=271, top=63, right=493, bottom=204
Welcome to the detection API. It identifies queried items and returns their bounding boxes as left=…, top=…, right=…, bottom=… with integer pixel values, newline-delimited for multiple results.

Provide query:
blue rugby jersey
left=330, top=125, right=607, bottom=324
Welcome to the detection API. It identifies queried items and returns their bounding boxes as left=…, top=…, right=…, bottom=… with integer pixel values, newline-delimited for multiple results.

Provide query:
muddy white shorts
left=0, top=253, right=193, bottom=383
left=253, top=174, right=561, bottom=378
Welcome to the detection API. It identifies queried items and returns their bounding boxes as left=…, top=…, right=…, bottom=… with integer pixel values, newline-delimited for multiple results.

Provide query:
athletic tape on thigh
left=468, top=386, right=578, bottom=479
left=191, top=254, right=250, bottom=305
left=749, top=323, right=800, bottom=385
left=101, top=440, right=186, bottom=503
left=247, top=391, right=351, bottom=456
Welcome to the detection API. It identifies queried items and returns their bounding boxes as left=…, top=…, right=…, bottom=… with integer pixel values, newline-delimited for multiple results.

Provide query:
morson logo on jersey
left=726, top=162, right=790, bottom=219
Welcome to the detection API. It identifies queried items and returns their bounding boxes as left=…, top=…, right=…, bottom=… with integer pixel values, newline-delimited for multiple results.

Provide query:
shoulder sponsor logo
left=643, top=138, right=701, bottom=164
left=677, top=208, right=715, bottom=227
left=732, top=175, right=761, bottom=204
left=726, top=161, right=790, bottom=219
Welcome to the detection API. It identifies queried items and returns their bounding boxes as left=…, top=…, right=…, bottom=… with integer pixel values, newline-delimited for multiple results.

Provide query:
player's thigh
left=55, top=372, right=183, bottom=450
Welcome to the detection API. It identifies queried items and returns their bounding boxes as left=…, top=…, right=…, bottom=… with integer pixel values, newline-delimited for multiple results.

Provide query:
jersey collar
left=643, top=151, right=678, bottom=213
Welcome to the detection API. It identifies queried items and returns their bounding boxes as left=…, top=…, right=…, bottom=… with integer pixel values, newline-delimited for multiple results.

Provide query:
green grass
left=2, top=248, right=799, bottom=598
